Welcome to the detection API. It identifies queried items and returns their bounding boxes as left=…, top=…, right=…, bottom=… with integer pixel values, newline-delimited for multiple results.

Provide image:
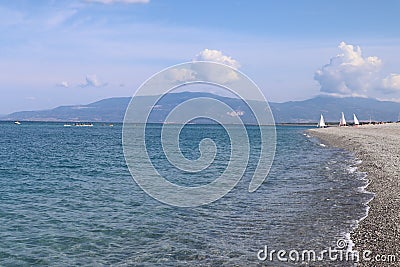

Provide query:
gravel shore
left=308, top=123, right=400, bottom=266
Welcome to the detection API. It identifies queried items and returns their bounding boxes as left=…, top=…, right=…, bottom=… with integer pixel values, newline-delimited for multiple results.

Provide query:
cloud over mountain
left=81, top=75, right=107, bottom=88
left=194, top=49, right=240, bottom=69
left=315, top=42, right=400, bottom=96
left=189, top=49, right=241, bottom=84
left=160, top=49, right=241, bottom=86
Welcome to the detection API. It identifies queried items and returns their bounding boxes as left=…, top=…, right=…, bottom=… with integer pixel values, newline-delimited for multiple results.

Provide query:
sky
left=1, top=0, right=400, bottom=114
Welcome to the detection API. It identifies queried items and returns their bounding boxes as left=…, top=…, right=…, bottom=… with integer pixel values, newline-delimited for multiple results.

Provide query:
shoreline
left=308, top=123, right=400, bottom=266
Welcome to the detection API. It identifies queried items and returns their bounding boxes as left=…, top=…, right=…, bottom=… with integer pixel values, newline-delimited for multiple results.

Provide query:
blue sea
left=0, top=122, right=373, bottom=266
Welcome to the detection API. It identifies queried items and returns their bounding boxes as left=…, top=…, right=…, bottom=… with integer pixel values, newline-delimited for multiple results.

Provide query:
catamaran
left=318, top=114, right=326, bottom=128
left=353, top=114, right=360, bottom=126
left=339, top=112, right=347, bottom=126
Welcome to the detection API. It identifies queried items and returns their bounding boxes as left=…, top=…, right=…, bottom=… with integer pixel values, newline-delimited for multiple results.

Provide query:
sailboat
left=339, top=112, right=347, bottom=126
left=318, top=114, right=326, bottom=128
left=353, top=114, right=360, bottom=126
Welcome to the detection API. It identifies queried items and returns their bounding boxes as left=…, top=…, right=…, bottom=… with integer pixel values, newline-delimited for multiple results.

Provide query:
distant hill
left=2, top=92, right=400, bottom=123
left=271, top=95, right=400, bottom=123
left=2, top=97, right=131, bottom=122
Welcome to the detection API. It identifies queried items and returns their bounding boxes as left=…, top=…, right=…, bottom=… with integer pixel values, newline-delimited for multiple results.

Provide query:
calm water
left=0, top=122, right=373, bottom=266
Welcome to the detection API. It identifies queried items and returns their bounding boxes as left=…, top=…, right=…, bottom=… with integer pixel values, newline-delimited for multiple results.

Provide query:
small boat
left=14, top=121, right=21, bottom=125
left=318, top=114, right=326, bottom=128
left=74, top=123, right=93, bottom=127
left=64, top=124, right=72, bottom=127
left=339, top=112, right=347, bottom=126
left=353, top=114, right=360, bottom=126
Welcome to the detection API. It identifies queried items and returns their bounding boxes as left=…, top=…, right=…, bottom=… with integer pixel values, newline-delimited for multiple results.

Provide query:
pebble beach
left=308, top=123, right=400, bottom=266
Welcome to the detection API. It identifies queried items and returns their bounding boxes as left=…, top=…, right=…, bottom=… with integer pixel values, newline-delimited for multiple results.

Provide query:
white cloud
left=85, top=0, right=149, bottom=4
left=80, top=75, right=107, bottom=87
left=194, top=49, right=240, bottom=69
left=315, top=42, right=400, bottom=96
left=376, top=96, right=400, bottom=103
left=160, top=49, right=241, bottom=85
left=382, top=73, right=400, bottom=92
left=190, top=49, right=241, bottom=84
left=57, top=81, right=69, bottom=88
left=314, top=42, right=381, bottom=95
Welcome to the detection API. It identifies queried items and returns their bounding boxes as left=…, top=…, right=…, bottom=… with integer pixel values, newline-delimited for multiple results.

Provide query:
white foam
left=345, top=170, right=375, bottom=252
left=344, top=232, right=355, bottom=252
left=357, top=204, right=373, bottom=223
left=347, top=166, right=357, bottom=173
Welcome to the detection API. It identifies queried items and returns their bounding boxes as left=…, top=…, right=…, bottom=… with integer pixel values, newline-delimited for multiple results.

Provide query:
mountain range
left=2, top=92, right=400, bottom=123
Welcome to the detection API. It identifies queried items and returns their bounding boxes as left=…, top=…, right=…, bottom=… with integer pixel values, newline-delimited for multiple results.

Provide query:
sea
left=0, top=122, right=374, bottom=266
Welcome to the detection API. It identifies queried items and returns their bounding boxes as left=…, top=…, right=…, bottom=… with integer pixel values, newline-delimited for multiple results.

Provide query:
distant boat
left=14, top=121, right=21, bottom=125
left=318, top=114, right=326, bottom=128
left=64, top=124, right=72, bottom=127
left=339, top=112, right=347, bottom=126
left=353, top=114, right=360, bottom=126
left=74, top=123, right=93, bottom=127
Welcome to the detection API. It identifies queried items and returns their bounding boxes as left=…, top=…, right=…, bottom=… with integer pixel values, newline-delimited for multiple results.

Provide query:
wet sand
left=308, top=123, right=400, bottom=266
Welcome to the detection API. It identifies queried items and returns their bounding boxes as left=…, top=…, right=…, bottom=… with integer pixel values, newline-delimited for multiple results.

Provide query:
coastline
left=308, top=123, right=400, bottom=266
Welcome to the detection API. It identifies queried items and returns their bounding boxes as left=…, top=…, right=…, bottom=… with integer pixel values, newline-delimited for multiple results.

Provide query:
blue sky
left=1, top=0, right=400, bottom=114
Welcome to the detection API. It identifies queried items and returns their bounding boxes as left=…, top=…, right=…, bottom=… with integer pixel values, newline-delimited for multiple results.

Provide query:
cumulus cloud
left=57, top=81, right=69, bottom=88
left=315, top=42, right=381, bottom=95
left=85, top=0, right=149, bottom=4
left=194, top=49, right=240, bottom=69
left=159, top=49, right=241, bottom=85
left=315, top=42, right=400, bottom=96
left=190, top=49, right=241, bottom=84
left=80, top=75, right=107, bottom=87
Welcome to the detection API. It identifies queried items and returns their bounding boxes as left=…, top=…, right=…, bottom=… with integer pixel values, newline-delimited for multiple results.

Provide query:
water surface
left=0, top=122, right=372, bottom=266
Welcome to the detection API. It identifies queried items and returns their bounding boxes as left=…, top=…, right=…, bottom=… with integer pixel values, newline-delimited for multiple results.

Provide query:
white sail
left=318, top=114, right=326, bottom=128
left=353, top=114, right=359, bottom=125
left=339, top=112, right=346, bottom=126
